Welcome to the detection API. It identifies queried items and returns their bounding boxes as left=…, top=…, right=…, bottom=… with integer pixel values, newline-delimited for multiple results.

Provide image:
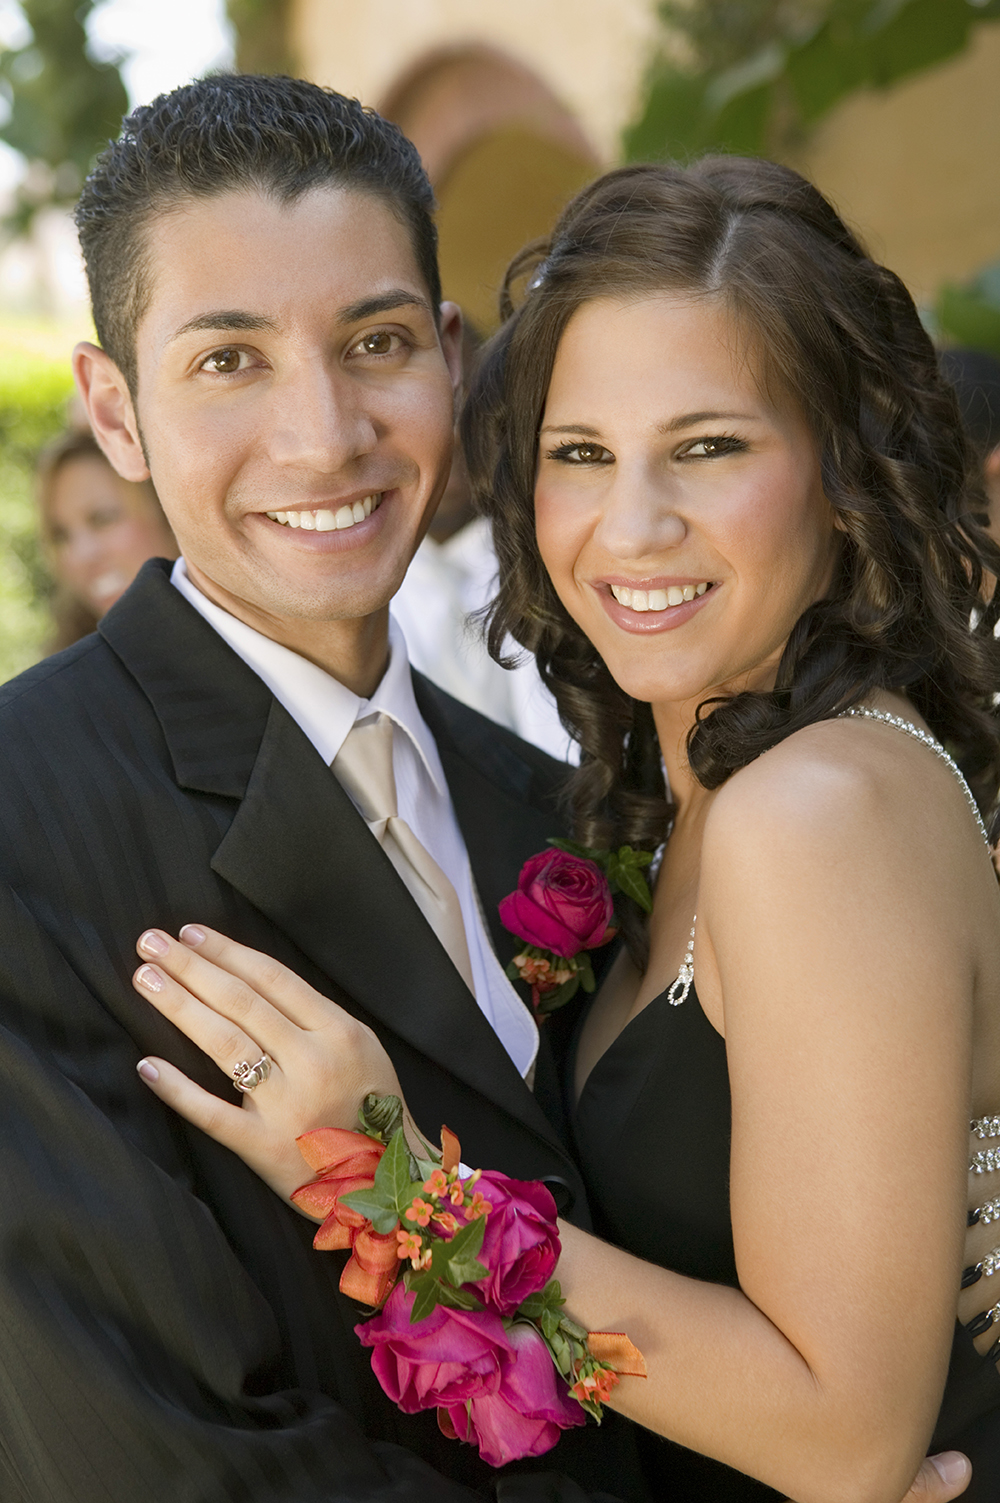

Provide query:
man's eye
left=548, top=442, right=613, bottom=464
left=355, top=330, right=400, bottom=357
left=201, top=348, right=244, bottom=375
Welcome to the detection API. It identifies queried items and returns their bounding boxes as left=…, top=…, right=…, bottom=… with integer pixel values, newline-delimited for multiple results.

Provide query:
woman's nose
left=592, top=467, right=688, bottom=560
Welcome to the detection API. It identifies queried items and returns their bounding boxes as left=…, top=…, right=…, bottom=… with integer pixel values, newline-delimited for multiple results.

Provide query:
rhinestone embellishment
left=666, top=920, right=696, bottom=1007
left=971, top=1147, right=1000, bottom=1175
left=973, top=1116, right=1000, bottom=1140
left=970, top=1195, right=1000, bottom=1227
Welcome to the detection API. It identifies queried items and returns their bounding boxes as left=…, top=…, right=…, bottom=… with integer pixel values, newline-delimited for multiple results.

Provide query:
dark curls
left=75, top=74, right=440, bottom=394
left=462, top=158, right=1000, bottom=964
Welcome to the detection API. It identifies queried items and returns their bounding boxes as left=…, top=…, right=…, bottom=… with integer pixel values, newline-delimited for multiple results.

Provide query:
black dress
left=572, top=981, right=1000, bottom=1502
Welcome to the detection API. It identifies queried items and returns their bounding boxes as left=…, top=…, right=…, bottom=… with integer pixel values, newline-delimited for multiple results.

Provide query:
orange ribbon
left=293, top=1127, right=398, bottom=1305
left=585, top=1332, right=648, bottom=1378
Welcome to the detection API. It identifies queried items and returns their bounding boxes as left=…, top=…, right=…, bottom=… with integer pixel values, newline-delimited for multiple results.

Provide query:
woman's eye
left=681, top=435, right=746, bottom=459
left=548, top=442, right=613, bottom=465
left=201, top=348, right=246, bottom=375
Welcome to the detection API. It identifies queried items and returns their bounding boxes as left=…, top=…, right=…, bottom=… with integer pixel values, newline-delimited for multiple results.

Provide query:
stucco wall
left=289, top=0, right=657, bottom=162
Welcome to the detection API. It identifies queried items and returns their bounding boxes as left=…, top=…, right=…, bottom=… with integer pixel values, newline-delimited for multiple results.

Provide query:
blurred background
left=1, top=0, right=1000, bottom=683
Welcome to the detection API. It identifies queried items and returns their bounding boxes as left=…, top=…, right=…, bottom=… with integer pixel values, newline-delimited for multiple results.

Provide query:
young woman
left=129, top=159, right=1000, bottom=1502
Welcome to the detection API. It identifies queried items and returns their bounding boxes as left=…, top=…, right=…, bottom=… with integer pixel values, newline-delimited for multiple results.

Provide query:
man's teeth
left=265, top=494, right=381, bottom=531
left=610, top=582, right=709, bottom=612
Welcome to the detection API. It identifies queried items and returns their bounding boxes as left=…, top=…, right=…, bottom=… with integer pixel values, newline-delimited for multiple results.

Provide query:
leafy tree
left=0, top=0, right=128, bottom=231
left=626, top=0, right=1000, bottom=161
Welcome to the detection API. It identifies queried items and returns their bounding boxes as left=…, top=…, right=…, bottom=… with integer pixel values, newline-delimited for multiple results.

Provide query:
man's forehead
left=137, top=185, right=431, bottom=340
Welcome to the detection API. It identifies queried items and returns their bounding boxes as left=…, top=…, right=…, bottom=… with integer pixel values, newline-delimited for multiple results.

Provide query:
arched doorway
left=380, top=47, right=601, bottom=332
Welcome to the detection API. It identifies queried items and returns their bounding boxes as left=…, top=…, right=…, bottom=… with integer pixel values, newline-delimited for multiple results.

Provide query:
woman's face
left=46, top=454, right=176, bottom=617
left=534, top=294, right=840, bottom=713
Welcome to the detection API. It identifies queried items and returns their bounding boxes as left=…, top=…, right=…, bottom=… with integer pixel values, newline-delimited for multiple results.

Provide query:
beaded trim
left=969, top=1195, right=1000, bottom=1228
left=839, top=707, right=992, bottom=852
left=973, top=1116, right=1000, bottom=1140
left=666, top=921, right=696, bottom=1007
left=971, top=1147, right=1000, bottom=1175
left=962, top=1243, right=1000, bottom=1288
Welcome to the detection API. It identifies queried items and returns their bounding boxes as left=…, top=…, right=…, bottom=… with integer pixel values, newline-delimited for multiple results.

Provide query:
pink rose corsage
left=499, top=840, right=654, bottom=1016
left=292, top=1094, right=646, bottom=1469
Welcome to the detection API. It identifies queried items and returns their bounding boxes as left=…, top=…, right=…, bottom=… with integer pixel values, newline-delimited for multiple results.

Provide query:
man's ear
left=72, top=342, right=150, bottom=483
left=438, top=301, right=464, bottom=402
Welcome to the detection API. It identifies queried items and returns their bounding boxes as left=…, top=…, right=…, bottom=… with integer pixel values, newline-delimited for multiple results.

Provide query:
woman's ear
left=72, top=342, right=151, bottom=483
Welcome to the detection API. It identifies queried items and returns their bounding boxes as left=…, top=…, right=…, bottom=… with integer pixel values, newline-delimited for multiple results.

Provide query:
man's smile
left=265, top=493, right=383, bottom=531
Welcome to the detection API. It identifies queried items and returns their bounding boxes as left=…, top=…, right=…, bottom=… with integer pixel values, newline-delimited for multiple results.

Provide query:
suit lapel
left=100, top=565, right=566, bottom=1152
left=209, top=699, right=563, bottom=1143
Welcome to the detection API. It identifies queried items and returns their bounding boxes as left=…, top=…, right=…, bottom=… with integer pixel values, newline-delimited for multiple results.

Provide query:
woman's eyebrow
left=657, top=410, right=757, bottom=432
left=539, top=424, right=601, bottom=437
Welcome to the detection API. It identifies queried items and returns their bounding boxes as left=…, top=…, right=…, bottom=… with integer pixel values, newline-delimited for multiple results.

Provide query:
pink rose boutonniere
left=294, top=1094, right=646, bottom=1469
left=499, top=840, right=654, bottom=1016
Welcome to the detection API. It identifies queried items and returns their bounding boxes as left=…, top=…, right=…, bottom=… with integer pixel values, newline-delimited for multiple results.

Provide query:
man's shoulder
left=0, top=631, right=125, bottom=721
left=412, top=671, right=571, bottom=809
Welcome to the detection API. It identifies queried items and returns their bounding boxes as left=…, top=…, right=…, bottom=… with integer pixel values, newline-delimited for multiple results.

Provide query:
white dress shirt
left=391, top=518, right=577, bottom=763
left=171, top=558, right=538, bottom=1080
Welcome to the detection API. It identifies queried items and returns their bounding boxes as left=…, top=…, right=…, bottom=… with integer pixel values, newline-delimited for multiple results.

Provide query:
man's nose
left=592, top=462, right=688, bottom=560
left=266, top=360, right=378, bottom=472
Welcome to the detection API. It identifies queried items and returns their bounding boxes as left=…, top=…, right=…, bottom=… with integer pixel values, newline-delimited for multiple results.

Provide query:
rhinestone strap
left=666, top=920, right=696, bottom=1007
left=839, top=707, right=991, bottom=852
left=971, top=1147, right=1000, bottom=1175
left=973, top=1115, right=1000, bottom=1140
left=969, top=1194, right=1000, bottom=1227
left=964, top=1243, right=1000, bottom=1288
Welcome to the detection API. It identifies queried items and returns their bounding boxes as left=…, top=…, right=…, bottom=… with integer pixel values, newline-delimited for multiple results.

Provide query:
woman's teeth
left=610, top=582, right=709, bottom=612
left=265, top=494, right=381, bottom=531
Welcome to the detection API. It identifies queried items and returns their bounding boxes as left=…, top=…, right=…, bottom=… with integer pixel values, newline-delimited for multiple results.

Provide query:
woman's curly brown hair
left=461, top=158, right=1000, bottom=967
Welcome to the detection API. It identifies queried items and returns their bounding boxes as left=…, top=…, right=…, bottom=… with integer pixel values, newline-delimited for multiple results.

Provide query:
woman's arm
left=132, top=720, right=980, bottom=1503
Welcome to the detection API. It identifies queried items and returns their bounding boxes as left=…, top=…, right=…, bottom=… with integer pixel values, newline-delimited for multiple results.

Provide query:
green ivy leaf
left=374, top=1128, right=418, bottom=1215
left=337, top=1187, right=399, bottom=1235
left=433, top=1215, right=488, bottom=1288
left=615, top=861, right=654, bottom=913
left=405, top=1269, right=441, bottom=1324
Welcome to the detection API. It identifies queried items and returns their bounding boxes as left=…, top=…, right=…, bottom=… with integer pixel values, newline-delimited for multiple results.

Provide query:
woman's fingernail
left=930, top=1452, right=971, bottom=1486
left=136, top=964, right=164, bottom=993
left=137, top=1059, right=159, bottom=1083
left=179, top=924, right=206, bottom=946
left=138, top=930, right=169, bottom=956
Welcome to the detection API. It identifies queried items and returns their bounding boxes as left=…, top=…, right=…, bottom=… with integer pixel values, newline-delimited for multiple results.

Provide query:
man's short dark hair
left=75, top=74, right=441, bottom=393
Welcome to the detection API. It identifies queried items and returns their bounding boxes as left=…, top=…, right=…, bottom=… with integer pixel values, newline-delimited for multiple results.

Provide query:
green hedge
left=0, top=348, right=75, bottom=682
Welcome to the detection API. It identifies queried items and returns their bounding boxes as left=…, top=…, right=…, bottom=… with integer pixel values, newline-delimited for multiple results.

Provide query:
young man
left=0, top=75, right=969, bottom=1503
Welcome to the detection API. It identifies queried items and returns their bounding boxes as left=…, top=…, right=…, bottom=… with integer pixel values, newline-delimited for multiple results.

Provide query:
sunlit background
left=2, top=0, right=1000, bottom=680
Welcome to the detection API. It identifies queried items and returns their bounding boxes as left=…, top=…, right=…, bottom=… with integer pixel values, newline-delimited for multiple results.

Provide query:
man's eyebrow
left=336, top=290, right=433, bottom=324
left=169, top=311, right=277, bottom=342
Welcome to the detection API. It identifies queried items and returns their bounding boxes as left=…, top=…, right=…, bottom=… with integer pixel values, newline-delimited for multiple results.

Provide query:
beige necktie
left=332, top=713, right=476, bottom=996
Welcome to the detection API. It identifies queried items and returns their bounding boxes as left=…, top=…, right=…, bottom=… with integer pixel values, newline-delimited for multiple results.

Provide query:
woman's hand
left=132, top=924, right=403, bottom=1202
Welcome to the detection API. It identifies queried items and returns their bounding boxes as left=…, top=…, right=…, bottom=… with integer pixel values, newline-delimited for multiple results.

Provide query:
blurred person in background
left=392, top=321, right=573, bottom=760
left=939, top=348, right=1000, bottom=537
left=37, top=428, right=177, bottom=648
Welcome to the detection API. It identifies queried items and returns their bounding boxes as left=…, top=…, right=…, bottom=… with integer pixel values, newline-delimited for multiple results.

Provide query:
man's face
left=108, top=186, right=460, bottom=639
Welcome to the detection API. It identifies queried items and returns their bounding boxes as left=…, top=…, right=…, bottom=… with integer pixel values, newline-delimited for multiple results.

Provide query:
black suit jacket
left=0, top=561, right=644, bottom=1503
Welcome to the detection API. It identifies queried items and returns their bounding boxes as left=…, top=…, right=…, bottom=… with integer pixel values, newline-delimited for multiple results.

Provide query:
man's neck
left=184, top=559, right=390, bottom=699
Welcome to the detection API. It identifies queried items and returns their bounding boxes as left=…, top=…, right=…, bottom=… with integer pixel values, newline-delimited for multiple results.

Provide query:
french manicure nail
left=137, top=1059, right=159, bottom=1083
left=136, top=965, right=164, bottom=993
left=179, top=924, right=206, bottom=946
left=138, top=930, right=169, bottom=956
left=930, top=1452, right=971, bottom=1486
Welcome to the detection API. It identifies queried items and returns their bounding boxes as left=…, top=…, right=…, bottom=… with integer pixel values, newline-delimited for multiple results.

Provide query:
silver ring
left=233, top=1054, right=271, bottom=1093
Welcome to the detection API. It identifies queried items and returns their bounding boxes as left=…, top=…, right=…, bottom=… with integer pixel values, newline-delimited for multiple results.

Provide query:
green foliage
left=0, top=342, right=72, bottom=681
left=935, top=261, right=1000, bottom=359
left=0, top=0, right=128, bottom=230
left=625, top=0, right=1000, bottom=161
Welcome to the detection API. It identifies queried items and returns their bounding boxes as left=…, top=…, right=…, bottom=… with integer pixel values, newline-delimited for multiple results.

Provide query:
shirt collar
left=170, top=558, right=444, bottom=792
